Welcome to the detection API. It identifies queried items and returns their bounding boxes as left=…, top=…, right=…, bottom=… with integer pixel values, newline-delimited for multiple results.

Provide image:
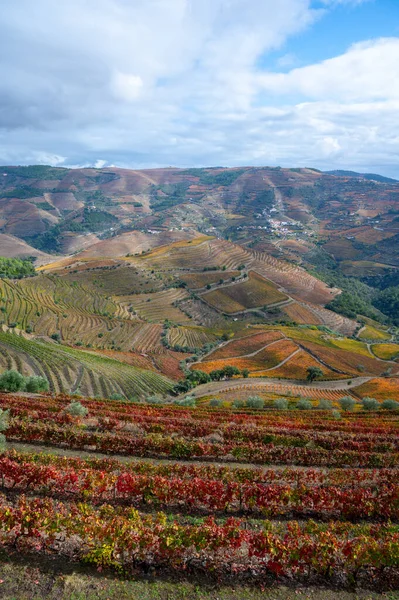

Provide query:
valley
left=0, top=164, right=398, bottom=597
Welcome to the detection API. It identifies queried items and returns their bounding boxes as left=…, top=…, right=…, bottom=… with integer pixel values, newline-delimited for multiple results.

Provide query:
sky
left=1, top=0, right=399, bottom=176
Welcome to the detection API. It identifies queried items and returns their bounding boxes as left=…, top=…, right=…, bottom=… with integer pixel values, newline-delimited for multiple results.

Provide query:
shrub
left=274, top=398, right=288, bottom=410
left=174, top=396, right=196, bottom=407
left=232, top=399, right=245, bottom=409
left=0, top=408, right=9, bottom=448
left=24, top=376, right=49, bottom=393
left=65, top=402, right=88, bottom=418
left=246, top=396, right=264, bottom=409
left=332, top=409, right=342, bottom=419
left=381, top=399, right=399, bottom=410
left=209, top=398, right=222, bottom=407
left=362, top=397, right=379, bottom=411
left=109, top=392, right=124, bottom=401
left=0, top=370, right=25, bottom=392
left=51, top=333, right=61, bottom=341
left=145, top=395, right=164, bottom=405
left=296, top=399, right=312, bottom=410
left=339, top=396, right=356, bottom=412
left=317, top=398, right=332, bottom=410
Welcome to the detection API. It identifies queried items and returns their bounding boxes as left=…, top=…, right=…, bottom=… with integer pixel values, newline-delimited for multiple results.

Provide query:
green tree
left=339, top=396, right=356, bottom=412
left=362, top=397, right=379, bottom=411
left=246, top=396, right=264, bottom=409
left=306, top=366, right=324, bottom=382
left=0, top=370, right=25, bottom=392
left=24, top=376, right=49, bottom=393
left=274, top=398, right=288, bottom=410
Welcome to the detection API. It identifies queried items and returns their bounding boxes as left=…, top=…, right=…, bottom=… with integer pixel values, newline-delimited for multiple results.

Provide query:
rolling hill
left=0, top=164, right=398, bottom=403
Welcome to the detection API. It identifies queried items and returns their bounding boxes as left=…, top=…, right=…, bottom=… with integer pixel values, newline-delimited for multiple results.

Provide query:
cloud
left=258, top=38, right=399, bottom=102
left=0, top=0, right=397, bottom=176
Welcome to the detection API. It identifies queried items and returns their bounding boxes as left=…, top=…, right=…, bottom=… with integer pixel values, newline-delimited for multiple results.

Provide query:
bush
left=246, top=396, right=264, bottom=409
left=0, top=408, right=9, bottom=448
left=381, top=399, right=399, bottom=410
left=274, top=398, right=288, bottom=410
left=362, top=397, right=379, bottom=411
left=209, top=398, right=222, bottom=407
left=332, top=409, right=341, bottom=420
left=51, top=333, right=61, bottom=341
left=339, top=396, right=356, bottom=412
left=109, top=392, right=124, bottom=401
left=65, top=402, right=88, bottom=418
left=174, top=396, right=196, bottom=407
left=232, top=399, right=245, bottom=409
left=317, top=398, right=332, bottom=410
left=296, top=399, right=312, bottom=410
left=145, top=395, right=164, bottom=405
left=24, top=376, right=49, bottom=393
left=0, top=370, right=25, bottom=392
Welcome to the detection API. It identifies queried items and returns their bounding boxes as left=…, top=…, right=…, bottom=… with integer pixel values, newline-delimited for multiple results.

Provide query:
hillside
left=0, top=167, right=399, bottom=598
left=0, top=164, right=398, bottom=402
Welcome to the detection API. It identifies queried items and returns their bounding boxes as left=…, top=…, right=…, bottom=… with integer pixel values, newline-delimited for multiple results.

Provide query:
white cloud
left=258, top=38, right=399, bottom=101
left=0, top=0, right=397, bottom=176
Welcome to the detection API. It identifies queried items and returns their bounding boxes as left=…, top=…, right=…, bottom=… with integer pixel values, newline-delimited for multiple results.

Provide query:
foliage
left=109, top=392, right=125, bottom=401
left=362, top=397, right=379, bottom=411
left=306, top=366, right=324, bottom=382
left=246, top=395, right=264, bottom=409
left=381, top=399, right=399, bottom=410
left=65, top=401, right=88, bottom=418
left=24, top=376, right=49, bottom=393
left=296, top=399, right=312, bottom=410
left=317, top=398, right=332, bottom=410
left=209, top=398, right=222, bottom=407
left=274, top=398, right=288, bottom=410
left=374, top=286, right=399, bottom=325
left=0, top=370, right=26, bottom=392
left=339, top=396, right=356, bottom=411
left=0, top=256, right=35, bottom=279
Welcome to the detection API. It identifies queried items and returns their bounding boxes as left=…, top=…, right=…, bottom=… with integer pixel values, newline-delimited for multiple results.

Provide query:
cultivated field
left=0, top=392, right=398, bottom=593
left=201, top=271, right=288, bottom=314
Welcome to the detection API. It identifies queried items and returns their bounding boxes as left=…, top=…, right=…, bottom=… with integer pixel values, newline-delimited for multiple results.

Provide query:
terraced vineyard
left=0, top=330, right=172, bottom=397
left=0, top=392, right=398, bottom=592
left=167, top=325, right=219, bottom=348
left=201, top=271, right=288, bottom=314
left=125, top=288, right=191, bottom=323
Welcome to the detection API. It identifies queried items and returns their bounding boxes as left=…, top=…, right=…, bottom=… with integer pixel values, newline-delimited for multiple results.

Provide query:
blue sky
left=264, top=0, right=399, bottom=71
left=1, top=0, right=399, bottom=176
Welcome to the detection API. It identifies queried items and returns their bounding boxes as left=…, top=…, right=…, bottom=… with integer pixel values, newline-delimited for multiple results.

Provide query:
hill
left=0, top=163, right=398, bottom=402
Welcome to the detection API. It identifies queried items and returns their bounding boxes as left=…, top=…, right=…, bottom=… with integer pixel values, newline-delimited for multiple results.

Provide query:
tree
left=209, top=370, right=224, bottom=381
left=318, top=398, right=332, bottom=410
left=246, top=396, right=264, bottom=409
left=306, top=367, right=324, bottom=382
left=24, top=376, right=49, bottom=393
left=222, top=365, right=241, bottom=379
left=274, top=398, right=288, bottom=410
left=296, top=399, right=312, bottom=410
left=381, top=399, right=399, bottom=410
left=241, top=368, right=249, bottom=378
left=339, top=396, right=356, bottom=412
left=362, top=397, right=379, bottom=411
left=0, top=370, right=25, bottom=392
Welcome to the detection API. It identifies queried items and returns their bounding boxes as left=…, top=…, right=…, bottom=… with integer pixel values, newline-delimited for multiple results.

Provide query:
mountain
left=324, top=170, right=398, bottom=183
